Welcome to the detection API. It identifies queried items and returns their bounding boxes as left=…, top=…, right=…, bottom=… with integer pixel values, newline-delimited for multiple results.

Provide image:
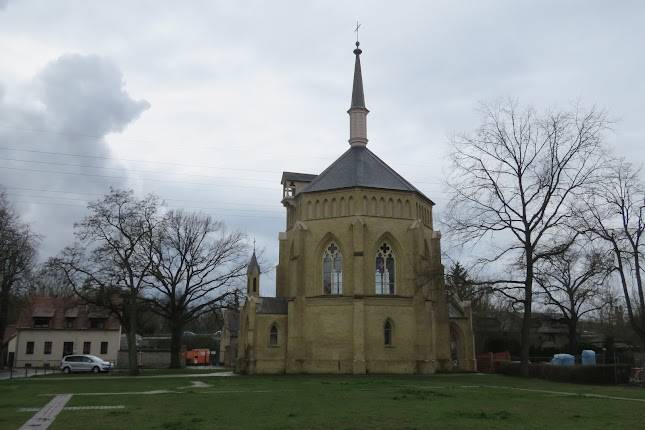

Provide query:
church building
left=236, top=41, right=475, bottom=374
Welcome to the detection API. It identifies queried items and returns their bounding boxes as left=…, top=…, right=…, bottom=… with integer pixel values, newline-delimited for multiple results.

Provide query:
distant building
left=117, top=334, right=191, bottom=368
left=13, top=296, right=121, bottom=368
left=234, top=42, right=476, bottom=374
left=474, top=311, right=578, bottom=356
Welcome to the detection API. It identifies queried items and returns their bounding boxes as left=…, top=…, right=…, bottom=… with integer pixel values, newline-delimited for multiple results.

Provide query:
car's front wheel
left=63, top=367, right=71, bottom=374
left=92, top=366, right=100, bottom=373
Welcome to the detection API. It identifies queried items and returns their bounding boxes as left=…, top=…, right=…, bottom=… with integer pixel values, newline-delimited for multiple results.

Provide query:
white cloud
left=0, top=53, right=149, bottom=257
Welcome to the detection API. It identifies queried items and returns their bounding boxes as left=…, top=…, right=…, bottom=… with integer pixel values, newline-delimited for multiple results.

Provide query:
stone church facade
left=236, top=42, right=475, bottom=374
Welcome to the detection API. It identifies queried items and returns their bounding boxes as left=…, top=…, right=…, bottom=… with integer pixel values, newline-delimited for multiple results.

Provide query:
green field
left=1, top=372, right=644, bottom=429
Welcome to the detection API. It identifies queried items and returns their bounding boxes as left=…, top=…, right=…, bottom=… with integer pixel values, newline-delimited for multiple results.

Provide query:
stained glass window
left=323, top=242, right=343, bottom=295
left=375, top=242, right=395, bottom=295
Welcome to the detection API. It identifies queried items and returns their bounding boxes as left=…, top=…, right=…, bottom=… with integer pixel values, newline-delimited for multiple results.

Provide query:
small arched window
left=323, top=242, right=343, bottom=295
left=252, top=278, right=257, bottom=293
left=269, top=324, right=278, bottom=346
left=375, top=242, right=395, bottom=295
left=384, top=319, right=393, bottom=346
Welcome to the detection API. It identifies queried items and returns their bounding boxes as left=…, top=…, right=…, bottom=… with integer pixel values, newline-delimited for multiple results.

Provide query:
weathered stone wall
left=238, top=186, right=476, bottom=374
left=116, top=350, right=184, bottom=369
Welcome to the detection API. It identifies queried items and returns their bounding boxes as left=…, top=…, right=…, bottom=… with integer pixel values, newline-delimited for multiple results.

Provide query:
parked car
left=60, top=354, right=114, bottom=373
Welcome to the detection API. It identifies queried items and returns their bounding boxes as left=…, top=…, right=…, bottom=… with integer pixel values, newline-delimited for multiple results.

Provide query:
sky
left=0, top=1, right=644, bottom=296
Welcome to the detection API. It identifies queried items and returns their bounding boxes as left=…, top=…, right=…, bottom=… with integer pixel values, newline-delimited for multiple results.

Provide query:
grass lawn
left=1, top=372, right=644, bottom=430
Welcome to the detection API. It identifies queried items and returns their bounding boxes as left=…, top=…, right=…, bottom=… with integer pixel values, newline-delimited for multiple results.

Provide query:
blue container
left=551, top=353, right=575, bottom=366
left=581, top=350, right=596, bottom=366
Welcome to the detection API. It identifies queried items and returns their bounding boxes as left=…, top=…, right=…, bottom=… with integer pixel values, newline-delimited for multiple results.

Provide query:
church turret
left=247, top=250, right=260, bottom=297
left=348, top=41, right=369, bottom=147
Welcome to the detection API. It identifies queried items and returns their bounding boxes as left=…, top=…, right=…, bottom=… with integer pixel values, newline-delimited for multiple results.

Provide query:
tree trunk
left=0, top=280, right=10, bottom=369
left=169, top=319, right=184, bottom=369
left=126, top=297, right=139, bottom=376
left=519, top=254, right=534, bottom=377
left=568, top=318, right=578, bottom=355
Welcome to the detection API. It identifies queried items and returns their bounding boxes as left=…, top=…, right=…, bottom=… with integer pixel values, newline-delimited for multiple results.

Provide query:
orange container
left=184, top=348, right=210, bottom=365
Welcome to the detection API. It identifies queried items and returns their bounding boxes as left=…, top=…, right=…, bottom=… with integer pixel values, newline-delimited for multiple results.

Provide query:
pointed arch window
left=323, top=242, right=343, bottom=295
left=375, top=242, right=395, bottom=295
left=384, top=319, right=393, bottom=346
left=269, top=324, right=278, bottom=346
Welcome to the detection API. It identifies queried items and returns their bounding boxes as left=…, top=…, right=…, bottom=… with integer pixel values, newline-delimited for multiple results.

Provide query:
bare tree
left=0, top=192, right=39, bottom=368
left=30, top=263, right=76, bottom=297
left=445, top=261, right=491, bottom=314
left=578, top=159, right=645, bottom=348
left=51, top=189, right=159, bottom=375
left=144, top=210, right=248, bottom=368
left=446, top=100, right=607, bottom=373
left=535, top=244, right=610, bottom=354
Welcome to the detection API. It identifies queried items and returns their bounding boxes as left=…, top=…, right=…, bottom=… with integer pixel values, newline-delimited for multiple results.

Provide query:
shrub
left=496, top=362, right=632, bottom=385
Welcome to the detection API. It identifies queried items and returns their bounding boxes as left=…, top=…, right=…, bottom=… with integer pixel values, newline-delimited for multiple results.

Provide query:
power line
left=4, top=192, right=283, bottom=215
left=0, top=156, right=275, bottom=184
left=0, top=145, right=277, bottom=174
left=9, top=199, right=285, bottom=220
left=0, top=165, right=277, bottom=190
left=0, top=123, right=443, bottom=169
left=0, top=146, right=447, bottom=186
left=1, top=186, right=279, bottom=209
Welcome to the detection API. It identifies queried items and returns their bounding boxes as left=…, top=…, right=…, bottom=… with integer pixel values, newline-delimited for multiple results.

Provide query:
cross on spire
left=348, top=22, right=368, bottom=147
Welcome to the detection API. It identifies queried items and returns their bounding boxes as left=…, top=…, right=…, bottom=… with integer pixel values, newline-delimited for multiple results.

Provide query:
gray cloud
left=0, top=53, right=149, bottom=257
left=37, top=54, right=149, bottom=137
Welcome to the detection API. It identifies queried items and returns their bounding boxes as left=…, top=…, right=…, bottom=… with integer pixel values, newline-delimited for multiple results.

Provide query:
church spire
left=348, top=40, right=369, bottom=147
left=246, top=248, right=260, bottom=297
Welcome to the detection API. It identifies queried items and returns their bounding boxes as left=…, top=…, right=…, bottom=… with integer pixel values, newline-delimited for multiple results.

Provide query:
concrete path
left=178, top=380, right=211, bottom=389
left=0, top=368, right=56, bottom=380
left=23, top=371, right=235, bottom=381
left=19, top=394, right=72, bottom=430
left=39, top=390, right=178, bottom=396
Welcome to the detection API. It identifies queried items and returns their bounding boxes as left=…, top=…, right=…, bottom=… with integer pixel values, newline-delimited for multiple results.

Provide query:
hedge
left=496, top=362, right=632, bottom=385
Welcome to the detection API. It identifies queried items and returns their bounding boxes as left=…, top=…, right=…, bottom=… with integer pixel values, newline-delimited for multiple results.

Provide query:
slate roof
left=281, top=172, right=317, bottom=184
left=301, top=145, right=433, bottom=204
left=257, top=297, right=288, bottom=315
left=351, top=44, right=366, bottom=109
left=247, top=251, right=261, bottom=274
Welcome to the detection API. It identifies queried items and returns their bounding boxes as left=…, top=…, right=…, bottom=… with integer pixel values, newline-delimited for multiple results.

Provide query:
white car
left=60, top=354, right=114, bottom=373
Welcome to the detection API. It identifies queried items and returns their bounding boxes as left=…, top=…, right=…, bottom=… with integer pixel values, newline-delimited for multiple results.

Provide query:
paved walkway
left=29, top=371, right=235, bottom=381
left=0, top=368, right=55, bottom=380
left=19, top=394, right=72, bottom=430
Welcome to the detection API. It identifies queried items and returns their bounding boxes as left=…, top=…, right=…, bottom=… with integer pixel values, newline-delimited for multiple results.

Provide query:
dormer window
left=90, top=318, right=106, bottom=329
left=32, top=317, right=50, bottom=328
left=65, top=317, right=75, bottom=329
